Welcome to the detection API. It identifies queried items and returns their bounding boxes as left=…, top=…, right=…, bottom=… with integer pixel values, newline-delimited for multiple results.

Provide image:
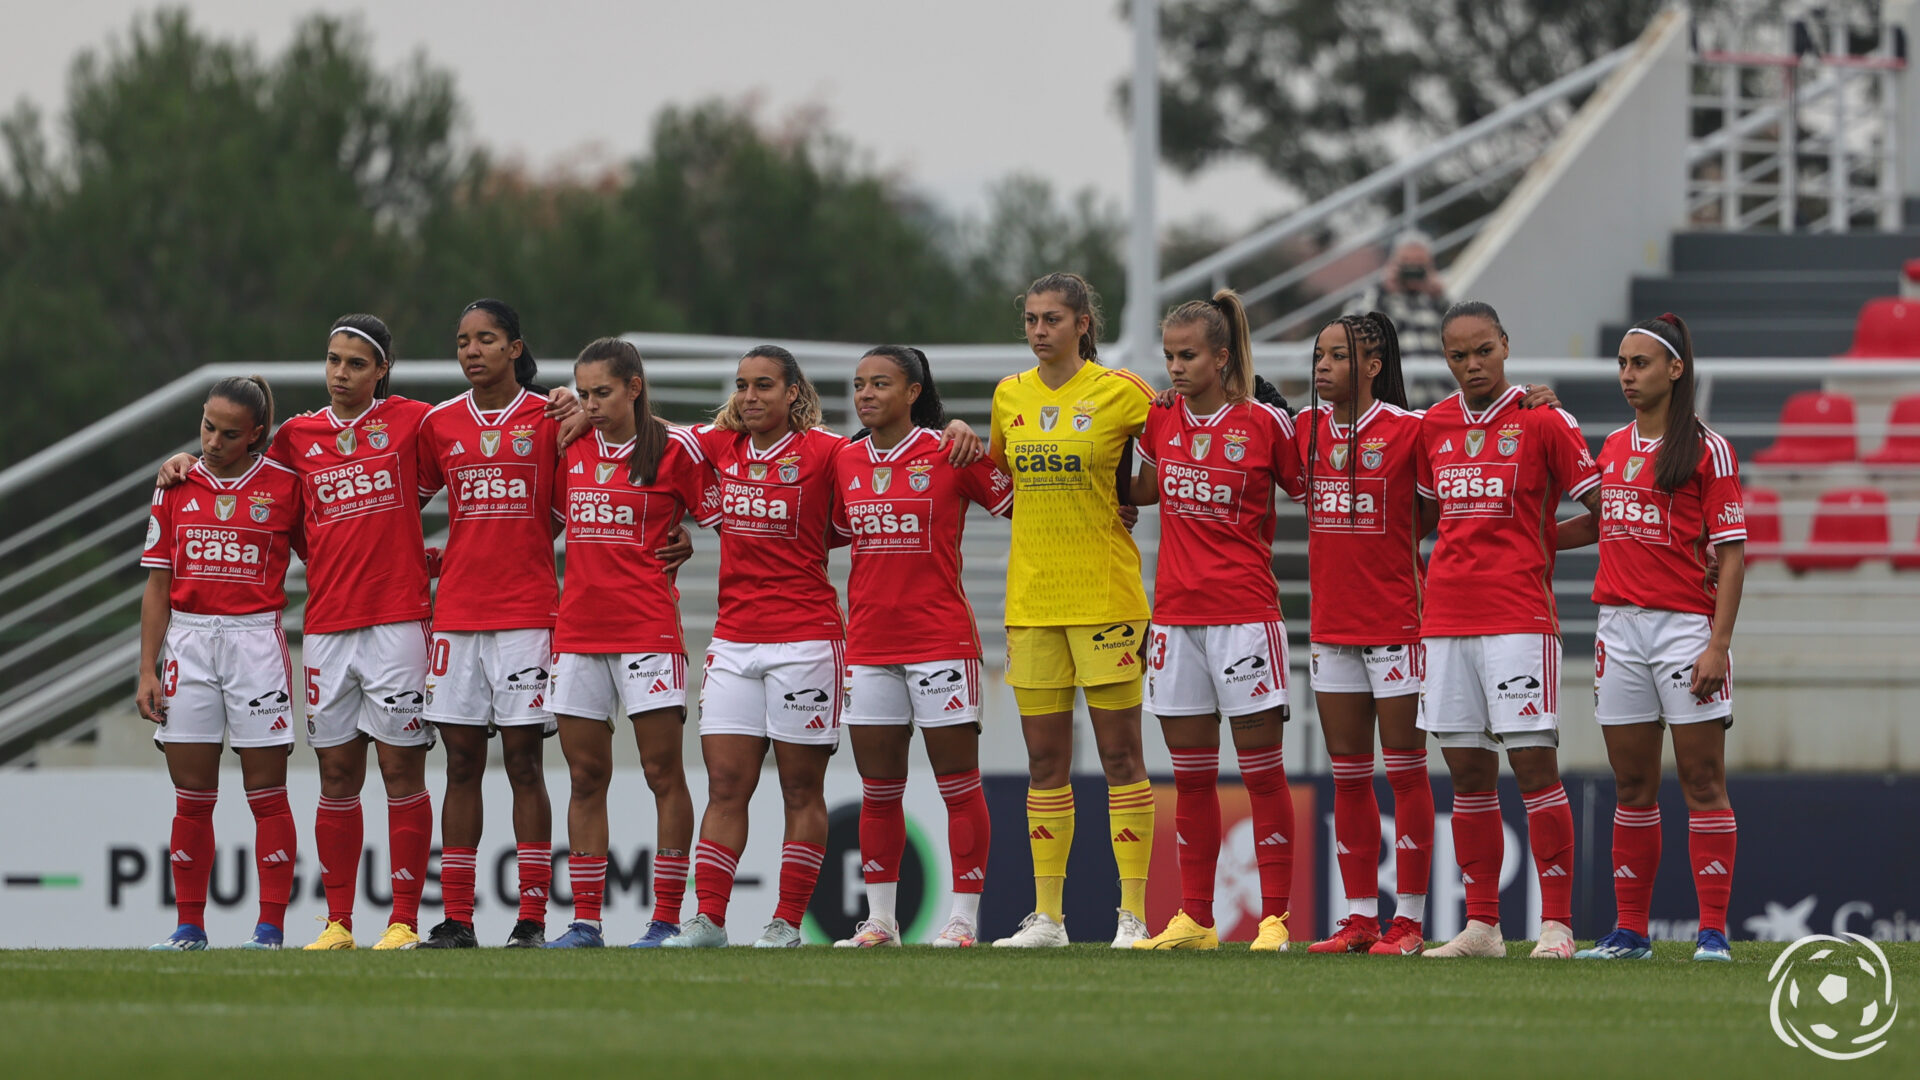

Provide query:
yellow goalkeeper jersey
left=991, top=360, right=1155, bottom=627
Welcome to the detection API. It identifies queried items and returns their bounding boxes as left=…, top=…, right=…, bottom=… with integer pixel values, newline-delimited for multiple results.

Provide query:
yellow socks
left=1027, top=785, right=1075, bottom=921
left=1109, top=780, right=1155, bottom=919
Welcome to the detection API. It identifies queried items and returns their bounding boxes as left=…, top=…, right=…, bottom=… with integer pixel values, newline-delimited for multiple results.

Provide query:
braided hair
left=1307, top=311, right=1407, bottom=530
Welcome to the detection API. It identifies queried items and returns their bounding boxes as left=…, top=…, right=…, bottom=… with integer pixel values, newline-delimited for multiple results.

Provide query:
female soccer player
left=1297, top=313, right=1436, bottom=957
left=138, top=376, right=303, bottom=950
left=831, top=346, right=1011, bottom=948
left=1558, top=314, right=1744, bottom=964
left=415, top=299, right=570, bottom=949
left=990, top=272, right=1159, bottom=949
left=667, top=347, right=982, bottom=949
left=544, top=339, right=715, bottom=949
left=1417, top=301, right=1602, bottom=960
left=1128, top=291, right=1304, bottom=952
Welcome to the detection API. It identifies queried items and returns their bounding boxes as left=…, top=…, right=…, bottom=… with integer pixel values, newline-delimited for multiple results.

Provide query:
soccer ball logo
left=1767, top=933, right=1899, bottom=1060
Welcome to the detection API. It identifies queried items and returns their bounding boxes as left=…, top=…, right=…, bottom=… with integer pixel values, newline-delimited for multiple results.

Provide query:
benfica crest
left=214, top=494, right=237, bottom=521
left=365, top=422, right=389, bottom=450
left=872, top=466, right=893, bottom=494
left=1361, top=440, right=1386, bottom=470
left=1329, top=443, right=1349, bottom=471
left=777, top=455, right=801, bottom=484
left=1190, top=433, right=1212, bottom=461
left=1465, top=430, right=1486, bottom=458
left=335, top=428, right=356, bottom=456
left=1222, top=433, right=1248, bottom=462
left=907, top=463, right=933, bottom=492
left=1040, top=406, right=1060, bottom=432
left=480, top=430, right=502, bottom=457
left=1072, top=404, right=1095, bottom=432
left=1624, top=456, right=1647, bottom=483
left=596, top=462, right=619, bottom=484
left=248, top=494, right=273, bottom=523
left=1498, top=426, right=1521, bottom=457
left=511, top=428, right=535, bottom=457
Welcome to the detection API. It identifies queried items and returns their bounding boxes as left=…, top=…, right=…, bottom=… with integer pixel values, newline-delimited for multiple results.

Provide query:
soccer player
left=990, top=272, right=1159, bottom=949
left=1128, top=291, right=1304, bottom=952
left=1557, top=314, right=1745, bottom=964
left=831, top=346, right=1011, bottom=948
left=1418, top=301, right=1601, bottom=960
left=415, top=299, right=569, bottom=949
left=1297, top=313, right=1435, bottom=956
left=544, top=339, right=716, bottom=949
left=138, top=376, right=303, bottom=950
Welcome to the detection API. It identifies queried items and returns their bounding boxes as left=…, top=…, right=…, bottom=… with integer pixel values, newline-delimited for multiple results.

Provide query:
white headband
left=1626, top=327, right=1680, bottom=360
left=331, top=325, right=388, bottom=362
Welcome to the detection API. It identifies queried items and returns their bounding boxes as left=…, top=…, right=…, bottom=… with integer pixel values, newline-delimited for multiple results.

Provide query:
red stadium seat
left=1753, top=391, right=1857, bottom=464
left=1787, top=487, right=1889, bottom=573
left=1894, top=515, right=1920, bottom=572
left=1866, top=394, right=1920, bottom=464
left=1842, top=298, right=1920, bottom=359
left=1742, top=487, right=1782, bottom=563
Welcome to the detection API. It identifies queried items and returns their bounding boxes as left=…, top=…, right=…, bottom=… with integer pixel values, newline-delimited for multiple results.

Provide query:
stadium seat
left=1893, top=515, right=1920, bottom=572
left=1866, top=394, right=1920, bottom=464
left=1753, top=391, right=1857, bottom=464
left=1742, top=487, right=1782, bottom=563
left=1841, top=298, right=1920, bottom=359
left=1787, top=487, right=1889, bottom=573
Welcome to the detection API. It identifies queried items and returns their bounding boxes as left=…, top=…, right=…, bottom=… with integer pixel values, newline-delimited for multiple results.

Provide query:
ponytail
left=460, top=298, right=543, bottom=392
left=863, top=345, right=946, bottom=430
left=208, top=375, right=275, bottom=455
left=329, top=313, right=394, bottom=398
left=713, top=346, right=823, bottom=434
left=574, top=337, right=668, bottom=486
left=1162, top=288, right=1257, bottom=404
left=1635, top=312, right=1703, bottom=492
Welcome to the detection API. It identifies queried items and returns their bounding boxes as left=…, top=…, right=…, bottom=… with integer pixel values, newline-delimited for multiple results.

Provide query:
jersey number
left=304, top=667, right=321, bottom=706
left=1150, top=631, right=1168, bottom=671
left=1594, top=639, right=1606, bottom=680
left=162, top=660, right=179, bottom=697
left=430, top=638, right=451, bottom=677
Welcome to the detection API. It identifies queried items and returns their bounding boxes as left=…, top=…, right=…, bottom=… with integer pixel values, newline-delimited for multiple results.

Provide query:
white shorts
left=423, top=628, right=554, bottom=728
left=845, top=659, right=983, bottom=728
left=550, top=651, right=689, bottom=723
left=1145, top=620, right=1290, bottom=719
left=1309, top=642, right=1424, bottom=697
left=698, top=638, right=844, bottom=746
left=302, top=621, right=434, bottom=749
left=156, top=611, right=295, bottom=749
left=1418, top=634, right=1561, bottom=752
left=1594, top=606, right=1733, bottom=726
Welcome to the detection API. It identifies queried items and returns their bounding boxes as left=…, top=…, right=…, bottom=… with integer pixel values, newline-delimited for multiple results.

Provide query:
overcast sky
left=3, top=0, right=1292, bottom=236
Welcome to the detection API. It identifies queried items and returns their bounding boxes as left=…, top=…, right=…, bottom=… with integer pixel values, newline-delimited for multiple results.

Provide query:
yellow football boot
left=372, top=922, right=420, bottom=950
left=1250, top=913, right=1291, bottom=952
left=303, top=918, right=357, bottom=951
left=1132, top=909, right=1220, bottom=950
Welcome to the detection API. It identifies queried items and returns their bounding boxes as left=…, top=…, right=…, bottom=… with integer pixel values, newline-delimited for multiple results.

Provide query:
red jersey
left=1296, top=400, right=1426, bottom=644
left=141, top=457, right=304, bottom=615
left=265, top=396, right=432, bottom=635
left=1138, top=399, right=1303, bottom=625
left=1416, top=386, right=1601, bottom=637
left=416, top=389, right=563, bottom=631
left=555, top=427, right=721, bottom=654
left=1592, top=421, right=1744, bottom=616
left=830, top=427, right=1014, bottom=664
left=692, top=424, right=848, bottom=644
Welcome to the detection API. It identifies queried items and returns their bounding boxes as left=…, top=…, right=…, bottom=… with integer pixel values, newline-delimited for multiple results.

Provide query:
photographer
left=1350, top=233, right=1449, bottom=363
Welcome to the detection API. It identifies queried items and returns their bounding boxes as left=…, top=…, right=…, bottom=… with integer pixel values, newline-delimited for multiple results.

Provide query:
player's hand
left=1152, top=387, right=1179, bottom=409
left=544, top=386, right=582, bottom=422
left=655, top=524, right=693, bottom=573
left=1690, top=644, right=1730, bottom=702
left=424, top=546, right=443, bottom=579
left=136, top=673, right=167, bottom=724
left=155, top=453, right=197, bottom=488
left=939, top=419, right=984, bottom=465
left=1119, top=504, right=1140, bottom=531
left=555, top=411, right=592, bottom=451
left=1519, top=383, right=1561, bottom=410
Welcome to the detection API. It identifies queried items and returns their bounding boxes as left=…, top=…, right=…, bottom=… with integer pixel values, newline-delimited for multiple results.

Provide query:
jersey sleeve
left=959, top=458, right=1015, bottom=518
left=1545, top=408, right=1602, bottom=499
left=667, top=431, right=723, bottom=528
left=550, top=449, right=569, bottom=531
left=415, top=415, right=445, bottom=498
left=1414, top=420, right=1436, bottom=499
left=265, top=427, right=295, bottom=470
left=1701, top=430, right=1746, bottom=545
left=1113, top=369, right=1155, bottom=435
left=140, top=488, right=172, bottom=570
left=1259, top=404, right=1306, bottom=502
left=988, top=378, right=1013, bottom=469
left=1135, top=410, right=1161, bottom=468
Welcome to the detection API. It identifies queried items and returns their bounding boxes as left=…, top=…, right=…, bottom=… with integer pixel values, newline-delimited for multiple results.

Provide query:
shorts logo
left=943, top=696, right=966, bottom=711
left=1328, top=443, right=1348, bottom=470
left=1091, top=623, right=1136, bottom=643
left=481, top=431, right=502, bottom=457
left=1223, top=433, right=1247, bottom=462
left=505, top=666, right=549, bottom=692
left=596, top=462, right=619, bottom=484
left=917, top=668, right=962, bottom=687
left=1465, top=430, right=1486, bottom=458
left=1385, top=667, right=1404, bottom=681
left=908, top=464, right=932, bottom=492
left=1251, top=681, right=1272, bottom=695
left=777, top=455, right=801, bottom=484
left=248, top=690, right=289, bottom=709
left=1040, top=406, right=1060, bottom=432
left=307, top=719, right=318, bottom=736
left=1222, top=655, right=1266, bottom=676
left=269, top=717, right=288, bottom=731
left=1517, top=701, right=1541, bottom=716
left=336, top=429, right=357, bottom=456
left=805, top=717, right=827, bottom=730
left=1311, top=652, right=1320, bottom=674
left=629, top=655, right=660, bottom=670
left=215, top=495, right=237, bottom=521
left=512, top=429, right=535, bottom=457
left=249, top=494, right=273, bottom=523
left=1668, top=664, right=1694, bottom=686
left=649, top=679, right=668, bottom=694
left=1624, top=456, right=1647, bottom=483
left=1117, top=652, right=1137, bottom=666
left=1496, top=673, right=1540, bottom=703
left=783, top=688, right=830, bottom=704
left=1191, top=434, right=1212, bottom=461
left=366, top=422, right=389, bottom=450
left=872, top=467, right=892, bottom=494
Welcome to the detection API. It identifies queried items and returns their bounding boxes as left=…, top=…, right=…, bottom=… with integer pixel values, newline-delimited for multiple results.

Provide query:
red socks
left=386, top=791, right=431, bottom=930
left=1450, top=790, right=1503, bottom=925
left=1170, top=747, right=1220, bottom=928
left=1238, top=744, right=1293, bottom=918
left=1382, top=748, right=1433, bottom=904
left=936, top=769, right=990, bottom=894
left=314, top=794, right=362, bottom=930
left=653, top=852, right=690, bottom=924
left=859, top=778, right=907, bottom=886
left=1522, top=783, right=1575, bottom=926
left=774, top=842, right=825, bottom=925
left=694, top=840, right=739, bottom=926
left=516, top=843, right=552, bottom=923
left=440, top=847, right=478, bottom=925
left=1330, top=754, right=1379, bottom=907
left=569, top=854, right=607, bottom=923
left=1689, top=808, right=1737, bottom=934
left=170, top=788, right=218, bottom=929
left=246, top=786, right=296, bottom=930
left=1611, top=804, right=1661, bottom=936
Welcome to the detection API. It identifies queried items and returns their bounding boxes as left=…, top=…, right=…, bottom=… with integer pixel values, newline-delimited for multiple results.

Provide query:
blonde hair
left=711, top=345, right=823, bottom=433
left=1161, top=289, right=1255, bottom=404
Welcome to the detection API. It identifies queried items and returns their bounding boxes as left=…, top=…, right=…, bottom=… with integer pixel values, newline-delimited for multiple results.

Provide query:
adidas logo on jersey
left=183, top=498, right=201, bottom=512
left=805, top=717, right=826, bottom=730
left=1396, top=835, right=1419, bottom=850
left=1029, top=826, right=1054, bottom=841
left=305, top=443, right=323, bottom=458
left=392, top=868, right=416, bottom=882
left=261, top=849, right=291, bottom=865
left=943, top=696, right=966, bottom=711
left=1517, top=701, right=1541, bottom=716
left=570, top=462, right=584, bottom=474
left=649, top=679, right=669, bottom=694
left=1698, top=860, right=1728, bottom=876
left=1112, top=828, right=1143, bottom=843
left=847, top=476, right=860, bottom=490
left=1258, top=832, right=1288, bottom=846
left=1613, top=865, right=1638, bottom=879
left=1169, top=433, right=1182, bottom=446
left=1008, top=414, right=1025, bottom=428
left=1540, top=865, right=1568, bottom=878
left=449, top=441, right=466, bottom=456
left=1437, top=438, right=1454, bottom=453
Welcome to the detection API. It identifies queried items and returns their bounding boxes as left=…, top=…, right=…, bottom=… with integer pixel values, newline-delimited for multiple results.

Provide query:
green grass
left=2, top=943, right=1916, bottom=1079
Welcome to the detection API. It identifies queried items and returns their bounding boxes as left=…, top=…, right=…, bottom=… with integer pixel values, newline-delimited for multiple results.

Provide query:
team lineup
left=133, top=273, right=1745, bottom=962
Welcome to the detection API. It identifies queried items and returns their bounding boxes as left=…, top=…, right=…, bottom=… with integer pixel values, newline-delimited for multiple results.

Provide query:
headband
left=331, top=325, right=387, bottom=362
left=1626, top=326, right=1680, bottom=360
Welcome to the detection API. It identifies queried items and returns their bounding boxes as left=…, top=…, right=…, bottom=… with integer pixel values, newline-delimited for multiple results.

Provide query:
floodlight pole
left=1122, top=0, right=1160, bottom=370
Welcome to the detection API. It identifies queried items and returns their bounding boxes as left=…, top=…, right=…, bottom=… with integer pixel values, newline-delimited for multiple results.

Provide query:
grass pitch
left=2, top=943, right=1915, bottom=1079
